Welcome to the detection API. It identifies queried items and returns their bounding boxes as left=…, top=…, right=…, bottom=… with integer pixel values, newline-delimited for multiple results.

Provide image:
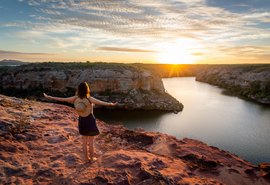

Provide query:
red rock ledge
left=0, top=94, right=269, bottom=185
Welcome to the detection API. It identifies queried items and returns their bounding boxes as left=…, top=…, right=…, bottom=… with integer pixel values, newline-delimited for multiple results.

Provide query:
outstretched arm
left=43, top=93, right=77, bottom=104
left=89, top=96, right=117, bottom=106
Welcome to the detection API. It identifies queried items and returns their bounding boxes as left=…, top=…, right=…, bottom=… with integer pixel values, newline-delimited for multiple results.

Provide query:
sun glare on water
left=157, top=39, right=197, bottom=64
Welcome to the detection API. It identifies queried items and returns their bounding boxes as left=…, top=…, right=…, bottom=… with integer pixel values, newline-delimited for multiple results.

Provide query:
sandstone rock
left=0, top=94, right=269, bottom=184
left=259, top=163, right=270, bottom=172
left=63, top=154, right=81, bottom=167
left=46, top=135, right=68, bottom=144
left=15, top=132, right=40, bottom=141
left=259, top=163, right=270, bottom=181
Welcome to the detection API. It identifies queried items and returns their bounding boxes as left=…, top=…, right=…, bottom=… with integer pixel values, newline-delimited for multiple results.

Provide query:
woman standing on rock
left=43, top=82, right=117, bottom=162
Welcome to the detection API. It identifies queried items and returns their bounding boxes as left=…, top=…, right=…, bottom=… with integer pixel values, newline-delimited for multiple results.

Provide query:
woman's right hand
left=43, top=93, right=50, bottom=99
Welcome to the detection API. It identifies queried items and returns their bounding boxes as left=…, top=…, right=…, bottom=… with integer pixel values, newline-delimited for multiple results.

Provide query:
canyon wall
left=0, top=62, right=183, bottom=112
left=196, top=65, right=270, bottom=105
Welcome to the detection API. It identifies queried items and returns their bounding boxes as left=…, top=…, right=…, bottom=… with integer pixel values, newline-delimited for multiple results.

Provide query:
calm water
left=95, top=77, right=270, bottom=164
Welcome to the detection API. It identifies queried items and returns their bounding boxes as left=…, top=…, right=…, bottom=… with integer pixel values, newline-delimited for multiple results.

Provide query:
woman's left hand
left=110, top=102, right=118, bottom=106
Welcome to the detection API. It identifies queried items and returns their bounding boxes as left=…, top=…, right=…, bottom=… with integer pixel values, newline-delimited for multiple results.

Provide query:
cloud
left=96, top=47, right=155, bottom=53
left=39, top=8, right=62, bottom=15
left=218, top=45, right=270, bottom=56
left=0, top=50, right=53, bottom=55
left=17, top=0, right=268, bottom=43
left=192, top=52, right=204, bottom=56
left=19, top=0, right=207, bottom=39
left=200, top=45, right=270, bottom=63
left=1, top=0, right=269, bottom=63
left=5, top=0, right=266, bottom=43
left=256, top=54, right=270, bottom=61
left=0, top=49, right=66, bottom=62
left=0, top=50, right=55, bottom=61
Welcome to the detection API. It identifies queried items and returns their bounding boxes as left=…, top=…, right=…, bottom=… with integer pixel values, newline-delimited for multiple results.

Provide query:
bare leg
left=88, top=136, right=95, bottom=161
left=82, top=136, right=90, bottom=161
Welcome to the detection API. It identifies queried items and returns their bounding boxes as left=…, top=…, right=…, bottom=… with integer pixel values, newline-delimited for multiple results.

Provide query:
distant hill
left=0, top=59, right=30, bottom=66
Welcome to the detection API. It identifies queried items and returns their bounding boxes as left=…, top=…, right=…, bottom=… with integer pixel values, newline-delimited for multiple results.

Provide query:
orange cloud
left=96, top=47, right=156, bottom=53
left=192, top=52, right=204, bottom=56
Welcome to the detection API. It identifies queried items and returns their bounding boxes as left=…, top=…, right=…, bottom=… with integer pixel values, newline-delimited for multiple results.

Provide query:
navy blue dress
left=78, top=114, right=100, bottom=136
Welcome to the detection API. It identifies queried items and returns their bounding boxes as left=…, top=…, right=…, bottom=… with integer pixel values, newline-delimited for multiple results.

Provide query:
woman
left=43, top=82, right=117, bottom=162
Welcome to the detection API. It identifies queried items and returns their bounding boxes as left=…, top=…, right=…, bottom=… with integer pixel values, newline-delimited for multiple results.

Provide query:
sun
left=157, top=46, right=194, bottom=64
left=156, top=39, right=196, bottom=64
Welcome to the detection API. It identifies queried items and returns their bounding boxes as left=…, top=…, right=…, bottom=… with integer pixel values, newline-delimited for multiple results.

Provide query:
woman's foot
left=90, top=157, right=97, bottom=163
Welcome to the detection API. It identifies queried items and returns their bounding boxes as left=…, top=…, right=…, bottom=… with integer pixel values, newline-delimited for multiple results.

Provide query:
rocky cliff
left=0, top=62, right=183, bottom=112
left=1, top=94, right=270, bottom=184
left=196, top=65, right=270, bottom=105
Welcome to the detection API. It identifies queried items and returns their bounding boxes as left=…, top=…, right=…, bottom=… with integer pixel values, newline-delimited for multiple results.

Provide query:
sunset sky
left=0, top=0, right=269, bottom=64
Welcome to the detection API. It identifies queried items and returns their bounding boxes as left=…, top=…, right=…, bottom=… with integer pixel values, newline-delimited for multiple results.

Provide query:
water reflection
left=95, top=77, right=270, bottom=164
left=94, top=109, right=169, bottom=131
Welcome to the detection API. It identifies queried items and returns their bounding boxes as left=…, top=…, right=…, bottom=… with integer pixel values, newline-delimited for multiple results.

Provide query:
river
left=95, top=77, right=270, bottom=164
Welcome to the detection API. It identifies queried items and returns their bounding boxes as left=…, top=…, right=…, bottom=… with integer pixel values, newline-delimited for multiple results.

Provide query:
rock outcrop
left=0, top=62, right=183, bottom=112
left=196, top=65, right=270, bottom=105
left=0, top=94, right=269, bottom=184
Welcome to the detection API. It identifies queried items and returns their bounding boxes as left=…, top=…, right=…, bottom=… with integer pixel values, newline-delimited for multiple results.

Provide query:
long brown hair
left=76, top=82, right=90, bottom=98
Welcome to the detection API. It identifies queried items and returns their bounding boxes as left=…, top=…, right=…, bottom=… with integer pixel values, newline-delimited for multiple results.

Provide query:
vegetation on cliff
left=134, top=63, right=206, bottom=77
